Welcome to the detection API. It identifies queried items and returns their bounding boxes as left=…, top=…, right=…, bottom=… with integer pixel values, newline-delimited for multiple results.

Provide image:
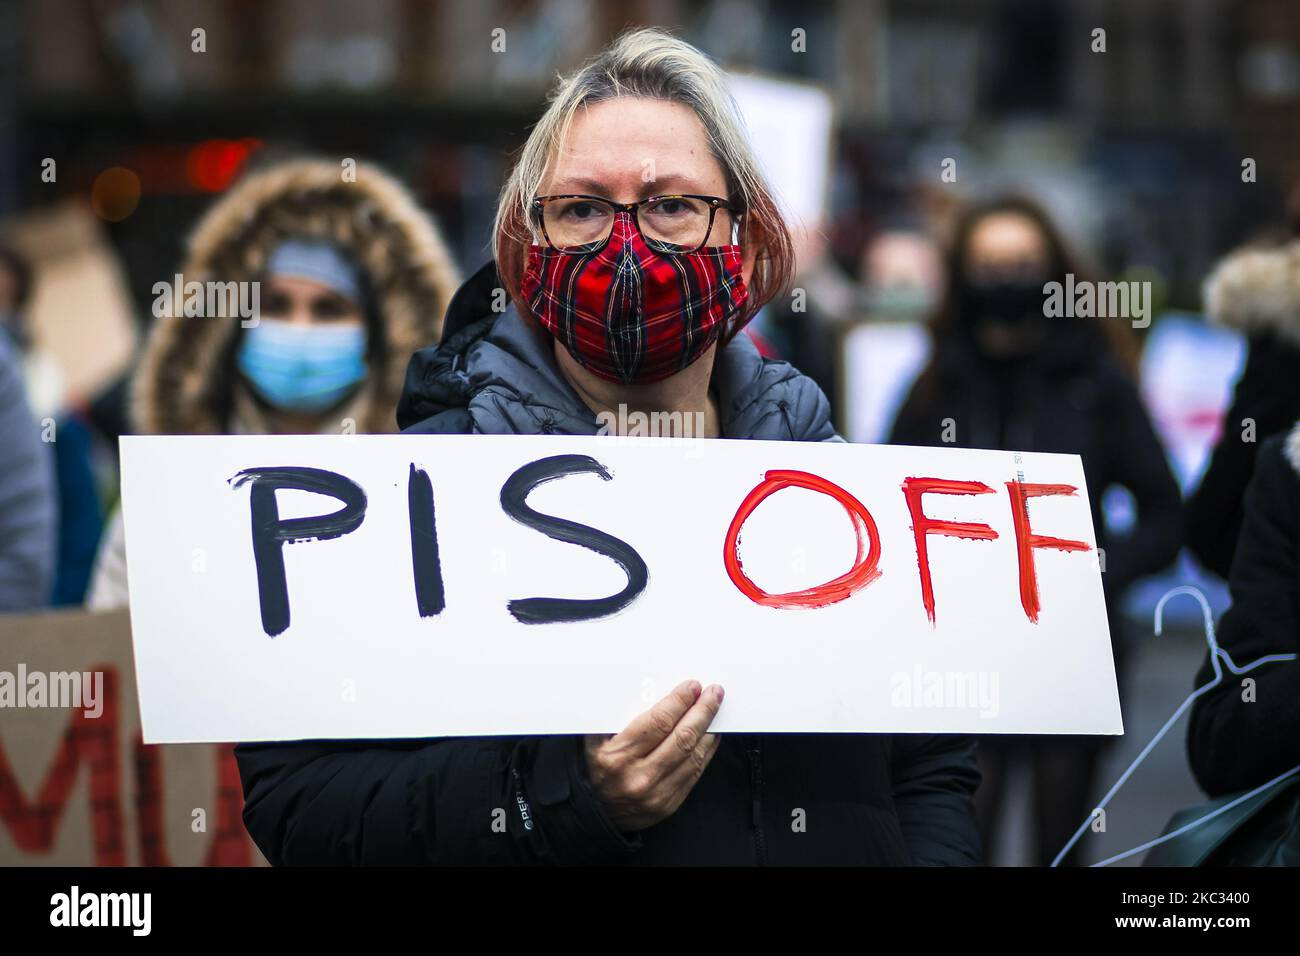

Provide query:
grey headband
left=266, top=239, right=365, bottom=306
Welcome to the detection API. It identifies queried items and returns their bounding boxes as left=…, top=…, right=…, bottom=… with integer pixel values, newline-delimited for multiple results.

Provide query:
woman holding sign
left=236, top=29, right=982, bottom=865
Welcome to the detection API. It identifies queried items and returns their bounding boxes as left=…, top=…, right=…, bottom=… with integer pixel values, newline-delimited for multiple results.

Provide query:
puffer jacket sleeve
left=236, top=735, right=640, bottom=865
left=890, top=733, right=983, bottom=865
left=774, top=366, right=841, bottom=442
left=795, top=377, right=841, bottom=442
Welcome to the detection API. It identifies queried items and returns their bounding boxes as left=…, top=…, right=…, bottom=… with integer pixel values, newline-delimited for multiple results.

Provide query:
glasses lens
left=542, top=198, right=614, bottom=251
left=639, top=196, right=713, bottom=252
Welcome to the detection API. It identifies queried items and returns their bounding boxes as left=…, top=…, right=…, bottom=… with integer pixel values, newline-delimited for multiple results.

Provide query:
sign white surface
left=120, top=434, right=1122, bottom=742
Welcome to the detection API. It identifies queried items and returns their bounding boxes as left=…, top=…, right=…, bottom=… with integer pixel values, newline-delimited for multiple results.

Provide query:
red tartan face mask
left=520, top=214, right=750, bottom=385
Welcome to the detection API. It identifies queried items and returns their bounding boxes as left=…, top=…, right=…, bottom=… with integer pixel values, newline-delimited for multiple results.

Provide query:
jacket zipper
left=746, top=735, right=767, bottom=866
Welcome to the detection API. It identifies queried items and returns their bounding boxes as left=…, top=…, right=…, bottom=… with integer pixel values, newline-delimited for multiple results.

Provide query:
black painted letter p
left=230, top=467, right=367, bottom=636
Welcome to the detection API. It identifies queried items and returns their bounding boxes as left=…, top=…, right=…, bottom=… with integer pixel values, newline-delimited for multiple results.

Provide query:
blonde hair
left=493, top=27, right=794, bottom=330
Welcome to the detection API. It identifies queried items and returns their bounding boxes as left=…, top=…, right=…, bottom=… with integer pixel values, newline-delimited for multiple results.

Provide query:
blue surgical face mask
left=237, top=318, right=368, bottom=414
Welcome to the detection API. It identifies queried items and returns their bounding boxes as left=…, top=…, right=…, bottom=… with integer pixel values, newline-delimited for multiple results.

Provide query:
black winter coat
left=1187, top=333, right=1300, bottom=579
left=234, top=262, right=983, bottom=866
left=1187, top=428, right=1300, bottom=795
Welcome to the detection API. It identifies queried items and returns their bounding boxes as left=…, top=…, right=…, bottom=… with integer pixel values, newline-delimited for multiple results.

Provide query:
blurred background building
left=5, top=0, right=1298, bottom=309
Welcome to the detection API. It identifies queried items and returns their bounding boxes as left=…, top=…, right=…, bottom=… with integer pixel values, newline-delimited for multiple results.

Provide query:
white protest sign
left=120, top=434, right=1122, bottom=742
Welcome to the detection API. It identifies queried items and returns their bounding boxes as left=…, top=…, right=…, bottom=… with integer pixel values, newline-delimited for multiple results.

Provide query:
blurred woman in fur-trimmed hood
left=1188, top=237, right=1300, bottom=579
left=87, top=157, right=459, bottom=610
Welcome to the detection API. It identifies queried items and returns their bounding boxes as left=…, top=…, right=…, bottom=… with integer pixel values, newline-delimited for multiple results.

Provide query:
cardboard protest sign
left=0, top=608, right=262, bottom=866
left=120, top=434, right=1122, bottom=742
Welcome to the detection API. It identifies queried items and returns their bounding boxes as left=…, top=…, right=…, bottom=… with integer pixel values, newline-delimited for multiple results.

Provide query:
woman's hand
left=583, top=680, right=725, bottom=833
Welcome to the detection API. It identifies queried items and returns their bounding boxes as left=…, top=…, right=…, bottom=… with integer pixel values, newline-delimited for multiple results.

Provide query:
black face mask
left=960, top=278, right=1045, bottom=329
left=958, top=276, right=1054, bottom=363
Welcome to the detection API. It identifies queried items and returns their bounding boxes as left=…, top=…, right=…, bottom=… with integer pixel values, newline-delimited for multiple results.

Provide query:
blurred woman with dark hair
left=890, top=196, right=1183, bottom=865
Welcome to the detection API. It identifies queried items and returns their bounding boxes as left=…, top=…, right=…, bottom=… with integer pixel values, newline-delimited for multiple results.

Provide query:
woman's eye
left=312, top=297, right=353, bottom=319
left=650, top=199, right=688, bottom=216
left=261, top=294, right=289, bottom=315
left=563, top=202, right=606, bottom=221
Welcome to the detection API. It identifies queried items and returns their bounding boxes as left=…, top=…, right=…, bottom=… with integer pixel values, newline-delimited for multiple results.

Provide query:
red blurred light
left=186, top=139, right=263, bottom=192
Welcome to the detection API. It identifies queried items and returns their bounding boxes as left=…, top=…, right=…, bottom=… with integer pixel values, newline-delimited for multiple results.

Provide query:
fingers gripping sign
left=584, top=679, right=725, bottom=832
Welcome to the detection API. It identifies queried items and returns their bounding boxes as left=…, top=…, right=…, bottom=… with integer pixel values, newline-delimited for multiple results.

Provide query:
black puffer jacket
left=235, top=262, right=982, bottom=866
left=1187, top=426, right=1300, bottom=795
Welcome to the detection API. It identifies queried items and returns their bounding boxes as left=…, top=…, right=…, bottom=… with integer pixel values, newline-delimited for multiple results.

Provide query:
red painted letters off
left=726, top=470, right=1093, bottom=625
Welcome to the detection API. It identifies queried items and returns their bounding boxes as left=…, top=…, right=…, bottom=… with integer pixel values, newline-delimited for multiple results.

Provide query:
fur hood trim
left=133, top=158, right=459, bottom=434
left=1202, top=240, right=1300, bottom=347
